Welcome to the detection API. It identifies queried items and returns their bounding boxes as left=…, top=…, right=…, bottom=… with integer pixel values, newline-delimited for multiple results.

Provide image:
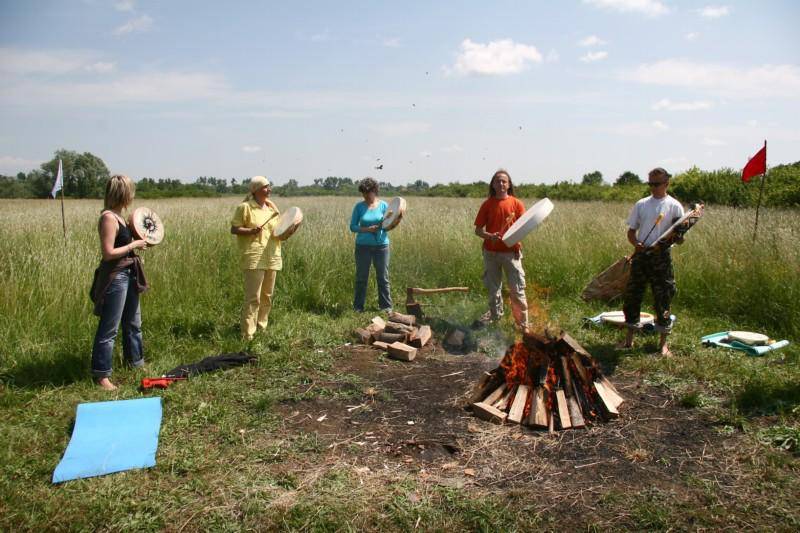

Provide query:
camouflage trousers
left=623, top=249, right=676, bottom=333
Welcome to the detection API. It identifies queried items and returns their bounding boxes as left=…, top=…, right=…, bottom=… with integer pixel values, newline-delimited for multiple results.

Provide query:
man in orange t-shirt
left=473, top=169, right=529, bottom=329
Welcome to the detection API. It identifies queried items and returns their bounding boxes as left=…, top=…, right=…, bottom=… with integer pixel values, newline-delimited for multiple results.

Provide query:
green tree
left=40, top=149, right=110, bottom=198
left=615, top=171, right=641, bottom=186
left=581, top=170, right=603, bottom=186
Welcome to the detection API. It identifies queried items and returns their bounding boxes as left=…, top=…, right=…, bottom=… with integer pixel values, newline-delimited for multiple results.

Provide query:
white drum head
left=273, top=206, right=303, bottom=240
left=129, top=207, right=164, bottom=245
left=728, top=331, right=768, bottom=345
left=501, top=198, right=554, bottom=247
left=601, top=311, right=654, bottom=326
left=382, top=197, right=407, bottom=230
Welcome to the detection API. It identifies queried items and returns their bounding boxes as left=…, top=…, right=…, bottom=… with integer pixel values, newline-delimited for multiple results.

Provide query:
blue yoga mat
left=53, top=397, right=162, bottom=483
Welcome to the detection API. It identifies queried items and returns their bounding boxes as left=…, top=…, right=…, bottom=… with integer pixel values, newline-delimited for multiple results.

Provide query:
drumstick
left=259, top=211, right=280, bottom=229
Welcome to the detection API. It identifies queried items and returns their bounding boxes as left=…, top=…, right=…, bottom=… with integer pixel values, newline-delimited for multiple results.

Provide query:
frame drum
left=728, top=331, right=768, bottom=346
left=381, top=197, right=407, bottom=230
left=129, top=207, right=165, bottom=245
left=501, top=198, right=553, bottom=247
left=273, top=206, right=303, bottom=240
left=601, top=311, right=655, bottom=326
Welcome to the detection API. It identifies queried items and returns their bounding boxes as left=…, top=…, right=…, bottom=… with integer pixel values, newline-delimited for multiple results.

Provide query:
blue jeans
left=91, top=269, right=144, bottom=377
left=354, top=245, right=392, bottom=312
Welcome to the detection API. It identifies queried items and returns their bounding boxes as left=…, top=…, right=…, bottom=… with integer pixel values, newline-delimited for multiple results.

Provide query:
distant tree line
left=2, top=149, right=798, bottom=207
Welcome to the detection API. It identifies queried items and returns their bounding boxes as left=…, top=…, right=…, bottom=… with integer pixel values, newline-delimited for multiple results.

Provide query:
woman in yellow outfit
left=230, top=176, right=282, bottom=340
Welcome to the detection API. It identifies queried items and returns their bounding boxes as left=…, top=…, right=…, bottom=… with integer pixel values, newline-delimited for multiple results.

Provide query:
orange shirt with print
left=474, top=196, right=526, bottom=253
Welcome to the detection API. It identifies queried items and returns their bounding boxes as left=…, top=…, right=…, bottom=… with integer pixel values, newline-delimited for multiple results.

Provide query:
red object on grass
left=742, top=142, right=767, bottom=183
left=140, top=377, right=186, bottom=390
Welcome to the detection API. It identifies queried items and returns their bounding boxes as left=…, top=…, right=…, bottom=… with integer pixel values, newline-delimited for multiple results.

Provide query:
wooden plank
left=507, top=384, right=530, bottom=423
left=371, top=341, right=390, bottom=350
left=570, top=352, right=591, bottom=384
left=596, top=378, right=624, bottom=409
left=599, top=376, right=622, bottom=397
left=388, top=311, right=416, bottom=326
left=409, top=325, right=431, bottom=348
left=493, top=386, right=514, bottom=411
left=559, top=332, right=592, bottom=359
left=527, top=387, right=548, bottom=428
left=482, top=383, right=507, bottom=405
left=556, top=389, right=572, bottom=429
left=387, top=341, right=417, bottom=362
left=593, top=381, right=620, bottom=417
left=472, top=402, right=507, bottom=424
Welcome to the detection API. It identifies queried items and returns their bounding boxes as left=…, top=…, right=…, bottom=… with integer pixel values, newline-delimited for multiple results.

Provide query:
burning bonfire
left=470, top=330, right=624, bottom=431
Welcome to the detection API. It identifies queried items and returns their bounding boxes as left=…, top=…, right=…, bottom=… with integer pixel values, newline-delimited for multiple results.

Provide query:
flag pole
left=752, top=140, right=767, bottom=242
left=60, top=180, right=67, bottom=244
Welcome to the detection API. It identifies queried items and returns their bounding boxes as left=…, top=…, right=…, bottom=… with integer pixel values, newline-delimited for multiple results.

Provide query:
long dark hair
left=488, top=169, right=514, bottom=197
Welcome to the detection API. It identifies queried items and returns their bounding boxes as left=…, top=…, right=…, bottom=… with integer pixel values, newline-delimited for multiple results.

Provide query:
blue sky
left=1, top=0, right=798, bottom=185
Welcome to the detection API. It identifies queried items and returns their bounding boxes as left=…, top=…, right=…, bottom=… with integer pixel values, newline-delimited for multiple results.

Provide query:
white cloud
left=583, top=0, right=669, bottom=17
left=746, top=119, right=758, bottom=127
left=451, top=39, right=542, bottom=76
left=113, top=15, right=153, bottom=36
left=698, top=5, right=730, bottom=18
left=578, top=35, right=607, bottom=47
left=85, top=61, right=116, bottom=73
left=622, top=59, right=800, bottom=99
left=369, top=121, right=431, bottom=136
left=651, top=98, right=712, bottom=111
left=114, top=0, right=135, bottom=12
left=419, top=150, right=432, bottom=158
left=545, top=49, right=560, bottom=63
left=580, top=51, right=608, bottom=63
left=0, top=155, right=42, bottom=173
left=241, top=145, right=262, bottom=153
left=310, top=30, right=330, bottom=43
left=652, top=120, right=669, bottom=130
left=441, top=144, right=464, bottom=153
left=382, top=37, right=401, bottom=48
left=685, top=32, right=700, bottom=41
left=702, top=138, right=726, bottom=146
left=0, top=48, right=108, bottom=75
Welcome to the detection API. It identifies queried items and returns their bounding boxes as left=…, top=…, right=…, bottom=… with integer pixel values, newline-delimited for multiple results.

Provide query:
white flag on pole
left=50, top=159, right=63, bottom=198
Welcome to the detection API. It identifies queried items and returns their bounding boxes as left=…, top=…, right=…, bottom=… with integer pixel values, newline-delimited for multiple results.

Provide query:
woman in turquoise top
left=349, top=177, right=392, bottom=312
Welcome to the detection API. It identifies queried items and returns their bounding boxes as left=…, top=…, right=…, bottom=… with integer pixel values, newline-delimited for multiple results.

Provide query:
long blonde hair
left=104, top=174, right=135, bottom=211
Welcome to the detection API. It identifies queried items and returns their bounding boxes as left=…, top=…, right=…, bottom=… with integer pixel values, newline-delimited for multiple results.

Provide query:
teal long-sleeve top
left=350, top=200, right=390, bottom=246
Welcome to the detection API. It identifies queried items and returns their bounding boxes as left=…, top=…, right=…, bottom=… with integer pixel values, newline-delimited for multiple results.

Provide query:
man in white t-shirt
left=619, top=168, right=685, bottom=356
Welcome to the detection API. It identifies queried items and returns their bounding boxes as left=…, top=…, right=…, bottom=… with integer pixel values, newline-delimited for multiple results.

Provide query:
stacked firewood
left=469, top=330, right=624, bottom=430
left=353, top=312, right=432, bottom=362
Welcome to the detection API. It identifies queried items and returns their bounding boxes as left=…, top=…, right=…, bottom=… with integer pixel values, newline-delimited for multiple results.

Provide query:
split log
left=493, top=386, right=514, bottom=411
left=409, top=325, right=431, bottom=348
left=353, top=328, right=372, bottom=344
left=507, top=384, right=530, bottom=423
left=560, top=356, right=585, bottom=428
left=593, top=381, right=620, bottom=417
left=570, top=352, right=591, bottom=385
left=472, top=402, right=507, bottom=424
left=482, top=383, right=507, bottom=405
left=558, top=332, right=591, bottom=359
left=385, top=321, right=415, bottom=335
left=376, top=332, right=405, bottom=344
left=371, top=316, right=386, bottom=332
left=555, top=389, right=572, bottom=429
left=527, top=387, right=548, bottom=428
left=387, top=342, right=417, bottom=362
left=598, top=376, right=623, bottom=400
left=387, top=311, right=416, bottom=326
left=469, top=371, right=502, bottom=404
left=372, top=341, right=390, bottom=350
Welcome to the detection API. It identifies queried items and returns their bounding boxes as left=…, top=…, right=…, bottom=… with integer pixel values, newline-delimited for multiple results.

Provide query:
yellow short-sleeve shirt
left=231, top=198, right=282, bottom=271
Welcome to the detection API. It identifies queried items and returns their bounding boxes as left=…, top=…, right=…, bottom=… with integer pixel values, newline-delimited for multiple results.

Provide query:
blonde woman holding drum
left=90, top=175, right=149, bottom=390
left=230, top=176, right=282, bottom=340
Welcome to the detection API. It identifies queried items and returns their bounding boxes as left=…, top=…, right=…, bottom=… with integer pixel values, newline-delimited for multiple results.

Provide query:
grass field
left=1, top=196, right=798, bottom=531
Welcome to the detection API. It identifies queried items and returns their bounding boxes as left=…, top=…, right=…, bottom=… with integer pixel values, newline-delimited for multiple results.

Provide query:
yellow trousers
left=242, top=269, right=277, bottom=340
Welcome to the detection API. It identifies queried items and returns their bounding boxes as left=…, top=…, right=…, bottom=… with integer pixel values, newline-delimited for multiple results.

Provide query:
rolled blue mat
left=52, top=397, right=162, bottom=483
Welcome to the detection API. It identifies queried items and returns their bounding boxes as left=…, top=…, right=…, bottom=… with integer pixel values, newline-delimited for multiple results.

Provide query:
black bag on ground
left=164, top=352, right=256, bottom=379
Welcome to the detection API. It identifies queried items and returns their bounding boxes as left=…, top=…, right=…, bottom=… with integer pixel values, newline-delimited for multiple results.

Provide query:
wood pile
left=353, top=311, right=432, bottom=362
left=469, top=330, right=624, bottom=430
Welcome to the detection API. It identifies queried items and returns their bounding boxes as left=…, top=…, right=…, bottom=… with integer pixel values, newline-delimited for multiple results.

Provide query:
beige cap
left=249, top=175, right=270, bottom=193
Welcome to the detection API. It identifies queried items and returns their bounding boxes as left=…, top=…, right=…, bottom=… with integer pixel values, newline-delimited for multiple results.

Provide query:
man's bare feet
left=97, top=377, right=118, bottom=391
left=658, top=332, right=672, bottom=357
left=660, top=344, right=673, bottom=357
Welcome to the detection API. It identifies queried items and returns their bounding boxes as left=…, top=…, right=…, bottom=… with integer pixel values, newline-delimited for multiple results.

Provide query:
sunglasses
left=647, top=181, right=667, bottom=187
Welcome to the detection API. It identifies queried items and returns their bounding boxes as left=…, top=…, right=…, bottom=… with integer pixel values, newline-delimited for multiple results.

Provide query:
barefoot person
left=619, top=167, right=684, bottom=356
left=230, top=176, right=282, bottom=341
left=473, top=169, right=529, bottom=330
left=349, top=177, right=392, bottom=312
left=90, top=175, right=149, bottom=390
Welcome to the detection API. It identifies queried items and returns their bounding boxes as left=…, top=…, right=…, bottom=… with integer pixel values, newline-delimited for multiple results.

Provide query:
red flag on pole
left=742, top=141, right=766, bottom=183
